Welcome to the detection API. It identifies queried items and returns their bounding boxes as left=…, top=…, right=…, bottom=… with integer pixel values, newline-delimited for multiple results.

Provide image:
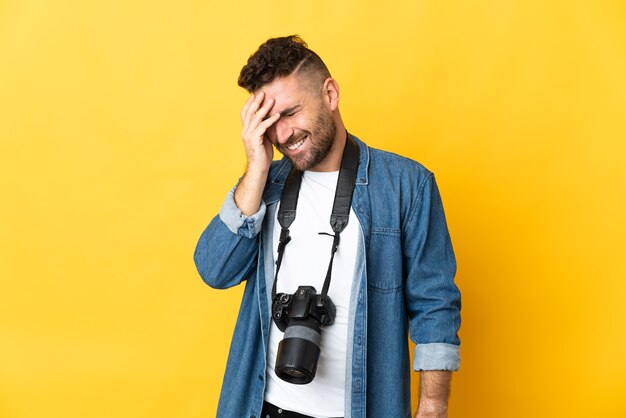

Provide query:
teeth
left=287, top=137, right=305, bottom=150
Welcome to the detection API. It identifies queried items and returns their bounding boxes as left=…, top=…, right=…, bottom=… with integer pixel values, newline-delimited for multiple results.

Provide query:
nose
left=271, top=117, right=292, bottom=145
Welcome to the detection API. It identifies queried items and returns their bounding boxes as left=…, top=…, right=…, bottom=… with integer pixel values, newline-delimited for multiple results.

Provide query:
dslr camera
left=271, top=285, right=336, bottom=384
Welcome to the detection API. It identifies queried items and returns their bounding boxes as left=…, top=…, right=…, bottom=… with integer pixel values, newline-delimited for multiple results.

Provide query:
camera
left=271, top=285, right=336, bottom=384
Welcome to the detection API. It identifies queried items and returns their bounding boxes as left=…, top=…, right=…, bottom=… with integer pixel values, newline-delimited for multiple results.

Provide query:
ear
left=322, top=77, right=340, bottom=111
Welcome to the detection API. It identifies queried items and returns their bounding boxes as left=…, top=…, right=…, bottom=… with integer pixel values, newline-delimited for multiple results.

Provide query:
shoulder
left=354, top=138, right=439, bottom=228
left=369, top=147, right=432, bottom=173
left=367, top=146, right=434, bottom=188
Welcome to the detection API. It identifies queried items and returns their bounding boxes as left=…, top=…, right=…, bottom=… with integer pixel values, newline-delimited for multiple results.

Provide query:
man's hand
left=415, top=371, right=451, bottom=418
left=240, top=91, right=281, bottom=174
left=234, top=92, right=281, bottom=216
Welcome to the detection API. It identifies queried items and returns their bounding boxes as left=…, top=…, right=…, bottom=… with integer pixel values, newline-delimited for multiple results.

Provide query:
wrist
left=234, top=168, right=268, bottom=217
left=244, top=167, right=270, bottom=183
left=417, top=399, right=448, bottom=416
left=416, top=412, right=447, bottom=418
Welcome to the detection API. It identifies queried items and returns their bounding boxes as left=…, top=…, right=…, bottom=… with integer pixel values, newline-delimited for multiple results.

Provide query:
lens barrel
left=274, top=318, right=321, bottom=384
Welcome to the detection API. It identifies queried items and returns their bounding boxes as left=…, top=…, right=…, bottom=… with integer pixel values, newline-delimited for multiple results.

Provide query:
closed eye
left=280, top=105, right=301, bottom=118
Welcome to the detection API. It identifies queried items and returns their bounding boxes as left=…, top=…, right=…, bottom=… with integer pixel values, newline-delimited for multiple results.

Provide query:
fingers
left=241, top=92, right=264, bottom=123
left=241, top=91, right=281, bottom=142
left=243, top=110, right=280, bottom=145
left=241, top=91, right=269, bottom=125
left=259, top=112, right=281, bottom=131
left=239, top=92, right=282, bottom=173
left=252, top=96, right=275, bottom=125
left=240, top=94, right=256, bottom=121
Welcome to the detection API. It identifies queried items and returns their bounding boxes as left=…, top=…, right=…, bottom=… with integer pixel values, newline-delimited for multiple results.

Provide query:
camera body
left=272, top=285, right=336, bottom=331
left=271, top=285, right=336, bottom=384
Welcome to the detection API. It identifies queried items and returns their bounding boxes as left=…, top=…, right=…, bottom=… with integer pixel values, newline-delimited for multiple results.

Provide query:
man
left=194, top=35, right=461, bottom=418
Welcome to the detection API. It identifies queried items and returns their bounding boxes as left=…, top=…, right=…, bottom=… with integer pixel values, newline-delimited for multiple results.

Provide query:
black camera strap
left=272, top=133, right=360, bottom=300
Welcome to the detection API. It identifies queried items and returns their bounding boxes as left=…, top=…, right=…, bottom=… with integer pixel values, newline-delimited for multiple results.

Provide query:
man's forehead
left=258, top=75, right=306, bottom=111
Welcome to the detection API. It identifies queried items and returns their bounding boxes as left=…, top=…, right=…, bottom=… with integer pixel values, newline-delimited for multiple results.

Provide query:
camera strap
left=272, top=133, right=360, bottom=300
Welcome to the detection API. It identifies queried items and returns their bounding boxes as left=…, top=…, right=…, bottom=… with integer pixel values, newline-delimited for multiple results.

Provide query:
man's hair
left=238, top=35, right=331, bottom=92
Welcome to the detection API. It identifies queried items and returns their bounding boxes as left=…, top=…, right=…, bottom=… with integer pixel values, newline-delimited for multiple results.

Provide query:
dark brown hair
left=238, top=35, right=331, bottom=92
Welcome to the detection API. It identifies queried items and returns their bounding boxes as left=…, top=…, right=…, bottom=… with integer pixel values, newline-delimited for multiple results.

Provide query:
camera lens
left=284, top=368, right=305, bottom=378
left=274, top=317, right=321, bottom=384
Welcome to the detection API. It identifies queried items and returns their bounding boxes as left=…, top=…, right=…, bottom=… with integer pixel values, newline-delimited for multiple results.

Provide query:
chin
left=289, top=159, right=312, bottom=172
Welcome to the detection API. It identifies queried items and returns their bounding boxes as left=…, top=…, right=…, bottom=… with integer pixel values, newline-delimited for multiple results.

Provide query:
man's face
left=257, top=74, right=337, bottom=172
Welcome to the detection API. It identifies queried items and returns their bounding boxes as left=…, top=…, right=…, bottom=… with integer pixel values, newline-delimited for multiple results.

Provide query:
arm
left=193, top=187, right=266, bottom=289
left=403, top=174, right=461, bottom=413
left=194, top=91, right=281, bottom=288
left=416, top=370, right=452, bottom=418
left=235, top=91, right=281, bottom=215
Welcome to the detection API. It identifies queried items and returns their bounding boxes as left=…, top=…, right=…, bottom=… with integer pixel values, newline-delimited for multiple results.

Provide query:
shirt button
left=258, top=374, right=264, bottom=381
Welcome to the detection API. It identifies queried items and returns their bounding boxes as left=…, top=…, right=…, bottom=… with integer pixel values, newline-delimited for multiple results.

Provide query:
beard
left=276, top=105, right=337, bottom=172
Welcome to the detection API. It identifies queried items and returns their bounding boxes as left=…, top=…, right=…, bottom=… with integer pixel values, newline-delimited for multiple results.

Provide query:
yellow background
left=1, top=1, right=625, bottom=417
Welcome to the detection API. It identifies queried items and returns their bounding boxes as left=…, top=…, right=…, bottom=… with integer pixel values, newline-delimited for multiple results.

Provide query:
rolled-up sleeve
left=193, top=186, right=267, bottom=290
left=219, top=187, right=267, bottom=238
left=413, top=343, right=460, bottom=371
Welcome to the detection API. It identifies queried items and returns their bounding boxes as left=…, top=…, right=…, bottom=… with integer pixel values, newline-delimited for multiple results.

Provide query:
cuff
left=218, top=187, right=266, bottom=239
left=413, top=343, right=460, bottom=371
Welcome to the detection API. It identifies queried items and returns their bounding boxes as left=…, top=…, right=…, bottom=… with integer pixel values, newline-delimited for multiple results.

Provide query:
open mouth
left=285, top=135, right=307, bottom=152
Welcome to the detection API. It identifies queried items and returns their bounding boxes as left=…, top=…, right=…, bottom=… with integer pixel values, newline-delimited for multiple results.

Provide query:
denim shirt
left=194, top=134, right=461, bottom=418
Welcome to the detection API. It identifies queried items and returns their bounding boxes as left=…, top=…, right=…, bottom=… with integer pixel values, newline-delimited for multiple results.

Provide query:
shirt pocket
left=367, top=227, right=404, bottom=293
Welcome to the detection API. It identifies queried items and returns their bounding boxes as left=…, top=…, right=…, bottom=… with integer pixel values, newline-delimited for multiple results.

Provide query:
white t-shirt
left=264, top=170, right=360, bottom=418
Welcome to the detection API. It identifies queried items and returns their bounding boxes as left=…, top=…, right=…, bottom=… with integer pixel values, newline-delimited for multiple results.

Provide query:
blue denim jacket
left=194, top=134, right=461, bottom=418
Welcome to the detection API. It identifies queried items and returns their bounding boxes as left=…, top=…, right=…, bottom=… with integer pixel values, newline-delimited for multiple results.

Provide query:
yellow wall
left=1, top=1, right=625, bottom=417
